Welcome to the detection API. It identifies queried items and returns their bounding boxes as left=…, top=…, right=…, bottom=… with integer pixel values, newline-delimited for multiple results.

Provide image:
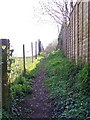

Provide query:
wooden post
left=23, top=44, right=26, bottom=75
left=0, top=40, right=2, bottom=119
left=1, top=39, right=10, bottom=110
left=31, top=42, right=33, bottom=63
left=38, top=39, right=41, bottom=55
left=35, top=41, right=37, bottom=59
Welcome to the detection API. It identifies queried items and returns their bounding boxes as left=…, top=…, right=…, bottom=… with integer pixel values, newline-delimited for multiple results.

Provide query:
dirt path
left=17, top=62, right=52, bottom=119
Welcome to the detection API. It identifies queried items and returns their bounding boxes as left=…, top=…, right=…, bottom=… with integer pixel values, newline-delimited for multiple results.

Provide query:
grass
left=9, top=57, right=32, bottom=83
left=2, top=50, right=90, bottom=119
left=2, top=56, right=43, bottom=119
left=44, top=50, right=90, bottom=119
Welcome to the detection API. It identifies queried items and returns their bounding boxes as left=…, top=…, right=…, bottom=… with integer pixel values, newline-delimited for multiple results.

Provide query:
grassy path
left=17, top=60, right=52, bottom=119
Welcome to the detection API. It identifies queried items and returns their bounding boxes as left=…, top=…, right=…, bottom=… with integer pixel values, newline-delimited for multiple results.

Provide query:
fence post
left=23, top=44, right=26, bottom=75
left=1, top=39, right=10, bottom=110
left=35, top=41, right=37, bottom=59
left=31, top=42, right=33, bottom=63
left=38, top=39, right=41, bottom=55
left=0, top=40, right=2, bottom=119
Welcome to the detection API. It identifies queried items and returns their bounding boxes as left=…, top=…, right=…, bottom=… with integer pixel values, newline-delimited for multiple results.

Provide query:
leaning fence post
left=23, top=44, right=26, bottom=75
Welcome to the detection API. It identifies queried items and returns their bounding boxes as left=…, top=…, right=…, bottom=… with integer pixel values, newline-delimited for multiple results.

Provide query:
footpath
left=17, top=61, right=52, bottom=119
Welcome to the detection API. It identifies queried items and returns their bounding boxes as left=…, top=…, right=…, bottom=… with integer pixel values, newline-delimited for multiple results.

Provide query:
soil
left=16, top=62, right=53, bottom=120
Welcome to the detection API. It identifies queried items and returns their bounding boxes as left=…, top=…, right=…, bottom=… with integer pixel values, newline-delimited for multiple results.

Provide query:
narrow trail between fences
left=18, top=62, right=52, bottom=119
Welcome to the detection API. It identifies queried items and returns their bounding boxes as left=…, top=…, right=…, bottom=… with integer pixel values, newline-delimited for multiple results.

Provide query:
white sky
left=0, top=0, right=59, bottom=57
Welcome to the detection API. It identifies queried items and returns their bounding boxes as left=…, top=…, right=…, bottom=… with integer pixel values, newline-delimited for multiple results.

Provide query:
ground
left=16, top=61, right=53, bottom=119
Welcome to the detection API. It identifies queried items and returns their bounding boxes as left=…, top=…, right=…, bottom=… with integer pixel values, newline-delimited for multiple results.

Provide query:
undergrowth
left=45, top=50, right=90, bottom=120
left=2, top=57, right=42, bottom=119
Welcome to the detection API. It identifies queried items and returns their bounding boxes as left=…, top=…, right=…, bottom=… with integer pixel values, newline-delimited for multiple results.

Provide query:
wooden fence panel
left=58, top=1, right=90, bottom=63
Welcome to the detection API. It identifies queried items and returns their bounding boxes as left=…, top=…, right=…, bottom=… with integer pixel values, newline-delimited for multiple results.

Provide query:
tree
left=45, top=40, right=58, bottom=54
left=33, top=0, right=73, bottom=33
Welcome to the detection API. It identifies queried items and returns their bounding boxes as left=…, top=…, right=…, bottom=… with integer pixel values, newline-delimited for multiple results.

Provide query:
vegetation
left=9, top=57, right=32, bottom=83
left=2, top=49, right=90, bottom=119
left=44, top=40, right=58, bottom=54
left=44, top=50, right=90, bottom=119
left=2, top=56, right=42, bottom=119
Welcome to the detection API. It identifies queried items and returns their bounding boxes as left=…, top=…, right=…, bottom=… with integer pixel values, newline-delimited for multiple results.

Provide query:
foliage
left=27, top=56, right=43, bottom=78
left=45, top=50, right=90, bottom=119
left=10, top=56, right=44, bottom=118
left=2, top=55, right=43, bottom=119
left=9, top=57, right=42, bottom=118
left=9, top=74, right=32, bottom=118
left=45, top=40, right=58, bottom=54
left=2, top=108, right=10, bottom=119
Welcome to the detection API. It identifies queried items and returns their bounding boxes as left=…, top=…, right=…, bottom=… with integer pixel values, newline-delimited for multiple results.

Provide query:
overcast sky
left=0, top=0, right=59, bottom=56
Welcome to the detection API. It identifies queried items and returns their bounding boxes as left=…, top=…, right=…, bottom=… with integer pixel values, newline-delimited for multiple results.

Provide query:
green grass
left=3, top=51, right=90, bottom=119
left=3, top=56, right=43, bottom=119
left=44, top=50, right=90, bottom=119
left=10, top=56, right=43, bottom=118
left=9, top=57, right=33, bottom=83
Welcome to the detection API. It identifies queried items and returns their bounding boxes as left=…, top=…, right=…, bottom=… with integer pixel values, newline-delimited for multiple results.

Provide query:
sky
left=0, top=0, right=59, bottom=57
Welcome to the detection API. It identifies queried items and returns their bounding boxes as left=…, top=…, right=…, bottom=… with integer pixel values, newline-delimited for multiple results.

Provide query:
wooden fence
left=22, top=40, right=43, bottom=75
left=58, top=1, right=90, bottom=63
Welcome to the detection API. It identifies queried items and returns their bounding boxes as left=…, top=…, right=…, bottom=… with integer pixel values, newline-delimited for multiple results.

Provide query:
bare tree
left=45, top=39, right=58, bottom=54
left=33, top=0, right=72, bottom=33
